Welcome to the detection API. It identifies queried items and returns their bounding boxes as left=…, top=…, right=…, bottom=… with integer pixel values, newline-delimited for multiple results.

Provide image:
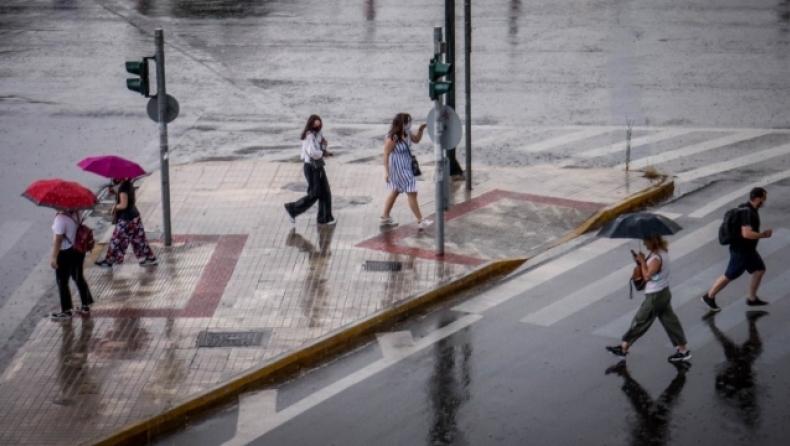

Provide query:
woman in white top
left=50, top=210, right=93, bottom=320
left=607, top=236, right=691, bottom=363
left=284, top=115, right=336, bottom=225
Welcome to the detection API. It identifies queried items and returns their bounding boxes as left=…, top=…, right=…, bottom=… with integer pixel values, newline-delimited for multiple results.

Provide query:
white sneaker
left=380, top=217, right=398, bottom=226
left=321, top=218, right=337, bottom=226
left=417, top=218, right=433, bottom=229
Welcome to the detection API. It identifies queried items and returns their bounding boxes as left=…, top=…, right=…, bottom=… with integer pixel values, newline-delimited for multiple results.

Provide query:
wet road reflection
left=508, top=0, right=522, bottom=44
left=427, top=317, right=472, bottom=446
left=706, top=311, right=768, bottom=430
left=55, top=319, right=96, bottom=407
left=605, top=360, right=689, bottom=446
left=286, top=227, right=335, bottom=328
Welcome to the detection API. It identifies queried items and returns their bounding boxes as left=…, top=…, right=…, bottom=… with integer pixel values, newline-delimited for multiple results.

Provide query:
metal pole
left=464, top=0, right=472, bottom=191
left=433, top=27, right=445, bottom=255
left=155, top=29, right=172, bottom=246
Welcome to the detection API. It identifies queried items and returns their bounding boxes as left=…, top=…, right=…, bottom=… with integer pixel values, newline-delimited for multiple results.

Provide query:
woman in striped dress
left=380, top=113, right=432, bottom=229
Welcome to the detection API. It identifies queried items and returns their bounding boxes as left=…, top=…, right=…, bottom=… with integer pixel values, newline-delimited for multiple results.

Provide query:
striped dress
left=387, top=133, right=417, bottom=193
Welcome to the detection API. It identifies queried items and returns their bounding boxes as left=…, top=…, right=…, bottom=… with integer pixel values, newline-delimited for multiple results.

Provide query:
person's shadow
left=705, top=311, right=768, bottom=430
left=286, top=227, right=335, bottom=328
left=605, top=360, right=690, bottom=446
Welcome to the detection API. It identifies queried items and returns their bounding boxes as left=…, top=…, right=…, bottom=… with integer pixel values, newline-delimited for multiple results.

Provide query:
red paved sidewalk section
left=0, top=160, right=662, bottom=445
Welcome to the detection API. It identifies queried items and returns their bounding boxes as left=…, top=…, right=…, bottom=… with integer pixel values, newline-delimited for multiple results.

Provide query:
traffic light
left=125, top=58, right=150, bottom=97
left=429, top=57, right=453, bottom=100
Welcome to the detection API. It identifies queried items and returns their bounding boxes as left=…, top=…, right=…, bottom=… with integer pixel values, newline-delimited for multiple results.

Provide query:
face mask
left=405, top=121, right=412, bottom=132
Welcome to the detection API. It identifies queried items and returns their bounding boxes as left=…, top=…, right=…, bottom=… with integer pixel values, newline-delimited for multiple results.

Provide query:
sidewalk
left=0, top=159, right=668, bottom=445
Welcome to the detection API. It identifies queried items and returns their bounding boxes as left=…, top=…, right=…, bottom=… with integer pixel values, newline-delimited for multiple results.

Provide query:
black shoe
left=746, top=297, right=769, bottom=306
left=74, top=305, right=91, bottom=315
left=606, top=345, right=628, bottom=359
left=94, top=260, right=113, bottom=269
left=701, top=294, right=720, bottom=312
left=139, top=257, right=158, bottom=267
left=284, top=204, right=295, bottom=224
left=668, top=350, right=692, bottom=363
left=50, top=311, right=72, bottom=321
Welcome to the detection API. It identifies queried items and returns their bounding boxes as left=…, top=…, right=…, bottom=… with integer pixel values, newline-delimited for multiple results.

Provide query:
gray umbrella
left=597, top=212, right=683, bottom=239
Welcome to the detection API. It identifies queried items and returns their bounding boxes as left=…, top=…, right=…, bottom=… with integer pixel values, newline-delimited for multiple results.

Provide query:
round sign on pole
left=147, top=94, right=180, bottom=124
left=426, top=105, right=463, bottom=150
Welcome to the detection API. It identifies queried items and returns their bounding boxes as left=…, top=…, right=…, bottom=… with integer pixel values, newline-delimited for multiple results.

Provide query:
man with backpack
left=702, top=187, right=772, bottom=311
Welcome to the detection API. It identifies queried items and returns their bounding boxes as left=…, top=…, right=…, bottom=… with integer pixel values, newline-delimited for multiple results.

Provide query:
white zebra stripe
left=577, top=129, right=695, bottom=158
left=677, top=143, right=790, bottom=184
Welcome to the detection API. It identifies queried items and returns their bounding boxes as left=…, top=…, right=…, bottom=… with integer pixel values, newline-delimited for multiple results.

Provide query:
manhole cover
left=196, top=331, right=270, bottom=348
left=363, top=261, right=403, bottom=272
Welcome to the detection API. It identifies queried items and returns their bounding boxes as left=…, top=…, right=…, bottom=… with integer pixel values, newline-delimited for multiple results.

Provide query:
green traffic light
left=429, top=82, right=452, bottom=101
left=429, top=59, right=452, bottom=82
left=125, top=59, right=150, bottom=97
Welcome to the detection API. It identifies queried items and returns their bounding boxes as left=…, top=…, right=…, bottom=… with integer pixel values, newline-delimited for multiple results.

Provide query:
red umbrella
left=22, top=179, right=97, bottom=211
left=77, top=155, right=145, bottom=179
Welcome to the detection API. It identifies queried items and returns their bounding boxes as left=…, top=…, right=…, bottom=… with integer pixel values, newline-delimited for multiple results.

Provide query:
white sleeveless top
left=644, top=251, right=670, bottom=294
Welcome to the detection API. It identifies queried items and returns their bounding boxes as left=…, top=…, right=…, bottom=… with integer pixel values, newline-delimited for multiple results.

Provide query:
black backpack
left=718, top=206, right=747, bottom=245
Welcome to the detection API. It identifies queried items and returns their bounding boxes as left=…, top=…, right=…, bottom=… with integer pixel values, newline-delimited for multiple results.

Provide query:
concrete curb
left=84, top=258, right=525, bottom=446
left=538, top=174, right=675, bottom=253
left=86, top=173, right=674, bottom=446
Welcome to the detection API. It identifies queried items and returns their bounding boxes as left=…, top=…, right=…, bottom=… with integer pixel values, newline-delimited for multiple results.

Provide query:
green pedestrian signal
left=428, top=57, right=453, bottom=100
left=125, top=59, right=150, bottom=97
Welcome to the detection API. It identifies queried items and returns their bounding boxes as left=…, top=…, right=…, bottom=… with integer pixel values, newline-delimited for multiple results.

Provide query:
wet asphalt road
left=158, top=179, right=790, bottom=446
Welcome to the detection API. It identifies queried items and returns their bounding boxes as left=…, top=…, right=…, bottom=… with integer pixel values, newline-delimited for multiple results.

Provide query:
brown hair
left=387, top=113, right=411, bottom=142
left=643, top=236, right=668, bottom=252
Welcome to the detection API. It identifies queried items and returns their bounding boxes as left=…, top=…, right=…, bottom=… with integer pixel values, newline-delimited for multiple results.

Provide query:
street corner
left=357, top=189, right=605, bottom=264
left=577, top=172, right=675, bottom=236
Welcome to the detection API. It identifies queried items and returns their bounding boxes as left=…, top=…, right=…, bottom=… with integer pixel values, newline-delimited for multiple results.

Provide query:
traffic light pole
left=155, top=29, right=173, bottom=246
left=464, top=0, right=472, bottom=191
left=433, top=27, right=446, bottom=256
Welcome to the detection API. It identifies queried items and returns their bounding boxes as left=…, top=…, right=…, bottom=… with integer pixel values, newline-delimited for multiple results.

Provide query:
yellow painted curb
left=542, top=175, right=674, bottom=251
left=85, top=257, right=525, bottom=446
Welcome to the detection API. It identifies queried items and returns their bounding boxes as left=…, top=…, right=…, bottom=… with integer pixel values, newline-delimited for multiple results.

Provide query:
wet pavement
left=161, top=179, right=790, bottom=446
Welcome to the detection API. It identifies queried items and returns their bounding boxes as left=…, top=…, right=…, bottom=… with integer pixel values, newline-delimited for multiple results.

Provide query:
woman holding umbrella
left=23, top=178, right=96, bottom=320
left=599, top=213, right=691, bottom=363
left=94, top=177, right=158, bottom=268
left=77, top=155, right=158, bottom=268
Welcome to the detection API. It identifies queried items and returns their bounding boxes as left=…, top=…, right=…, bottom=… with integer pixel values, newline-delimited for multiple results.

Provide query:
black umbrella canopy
left=597, top=212, right=683, bottom=239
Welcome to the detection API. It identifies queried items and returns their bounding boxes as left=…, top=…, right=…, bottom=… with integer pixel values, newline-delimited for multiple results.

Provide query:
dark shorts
left=725, top=249, right=766, bottom=280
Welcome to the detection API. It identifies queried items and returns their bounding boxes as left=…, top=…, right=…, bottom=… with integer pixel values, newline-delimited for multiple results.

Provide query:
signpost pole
left=433, top=27, right=445, bottom=256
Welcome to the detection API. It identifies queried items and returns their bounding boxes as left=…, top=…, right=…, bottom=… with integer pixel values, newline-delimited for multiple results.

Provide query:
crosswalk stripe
left=452, top=237, right=630, bottom=314
left=517, top=128, right=613, bottom=153
left=593, top=229, right=790, bottom=339
left=617, top=130, right=770, bottom=171
left=688, top=168, right=790, bottom=218
left=521, top=221, right=720, bottom=327
left=0, top=221, right=32, bottom=260
left=577, top=129, right=694, bottom=158
left=677, top=143, right=790, bottom=183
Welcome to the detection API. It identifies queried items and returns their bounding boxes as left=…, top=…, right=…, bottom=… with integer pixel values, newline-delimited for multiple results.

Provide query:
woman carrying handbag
left=380, top=113, right=432, bottom=229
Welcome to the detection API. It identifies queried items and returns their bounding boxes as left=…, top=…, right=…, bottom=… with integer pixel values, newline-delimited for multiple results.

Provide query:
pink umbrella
left=77, top=155, right=145, bottom=179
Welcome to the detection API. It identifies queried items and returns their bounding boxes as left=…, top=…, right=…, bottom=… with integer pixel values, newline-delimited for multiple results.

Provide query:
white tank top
left=644, top=251, right=670, bottom=294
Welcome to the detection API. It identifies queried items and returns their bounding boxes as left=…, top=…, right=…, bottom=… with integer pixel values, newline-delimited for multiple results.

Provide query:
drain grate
left=196, top=331, right=270, bottom=348
left=363, top=260, right=403, bottom=272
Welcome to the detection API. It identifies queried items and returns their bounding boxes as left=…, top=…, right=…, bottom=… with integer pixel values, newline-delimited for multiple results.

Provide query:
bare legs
left=382, top=190, right=423, bottom=223
left=708, top=269, right=764, bottom=301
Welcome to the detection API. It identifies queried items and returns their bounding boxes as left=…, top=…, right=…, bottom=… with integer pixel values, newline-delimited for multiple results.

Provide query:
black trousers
left=55, top=248, right=93, bottom=312
left=286, top=163, right=334, bottom=223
